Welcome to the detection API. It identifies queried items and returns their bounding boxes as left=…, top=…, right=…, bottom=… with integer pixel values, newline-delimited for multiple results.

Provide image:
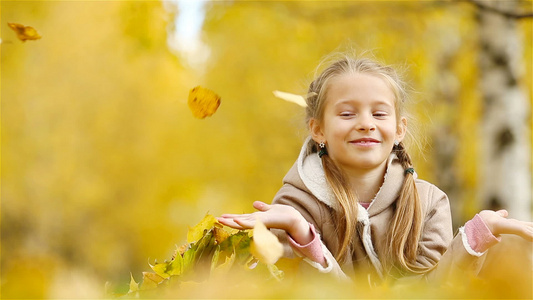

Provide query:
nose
left=355, top=115, right=376, bottom=132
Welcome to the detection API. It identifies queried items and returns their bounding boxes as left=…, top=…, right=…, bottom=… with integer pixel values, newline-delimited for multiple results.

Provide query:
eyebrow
left=334, top=99, right=393, bottom=108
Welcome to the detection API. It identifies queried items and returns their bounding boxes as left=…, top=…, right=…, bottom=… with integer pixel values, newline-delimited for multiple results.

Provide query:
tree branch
left=463, top=0, right=533, bottom=19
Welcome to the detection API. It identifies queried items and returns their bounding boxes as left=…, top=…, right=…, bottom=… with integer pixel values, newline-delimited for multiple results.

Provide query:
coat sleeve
left=429, top=225, right=532, bottom=291
left=270, top=183, right=350, bottom=281
left=415, top=183, right=454, bottom=270
left=422, top=185, right=486, bottom=282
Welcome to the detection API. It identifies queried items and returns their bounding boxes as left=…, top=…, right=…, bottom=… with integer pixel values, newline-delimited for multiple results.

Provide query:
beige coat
left=271, top=137, right=478, bottom=282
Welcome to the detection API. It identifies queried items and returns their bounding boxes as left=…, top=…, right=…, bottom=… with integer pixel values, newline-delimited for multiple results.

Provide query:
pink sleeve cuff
left=464, top=214, right=502, bottom=253
left=287, top=223, right=326, bottom=266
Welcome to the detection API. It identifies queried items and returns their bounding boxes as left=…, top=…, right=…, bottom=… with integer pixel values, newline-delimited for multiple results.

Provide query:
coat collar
left=288, top=136, right=409, bottom=218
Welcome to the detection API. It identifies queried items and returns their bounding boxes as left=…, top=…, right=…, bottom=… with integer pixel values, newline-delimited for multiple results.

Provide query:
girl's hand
left=217, top=201, right=313, bottom=245
left=478, top=210, right=533, bottom=241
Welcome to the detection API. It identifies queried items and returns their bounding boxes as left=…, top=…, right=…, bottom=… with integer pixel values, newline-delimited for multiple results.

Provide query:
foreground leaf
left=250, top=220, right=283, bottom=265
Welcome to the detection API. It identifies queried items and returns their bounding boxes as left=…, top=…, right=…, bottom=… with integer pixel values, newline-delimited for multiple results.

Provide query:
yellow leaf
left=213, top=224, right=230, bottom=245
left=188, top=86, right=221, bottom=119
left=149, top=261, right=170, bottom=279
left=187, top=214, right=217, bottom=244
left=140, top=272, right=165, bottom=290
left=272, top=90, right=307, bottom=107
left=250, top=220, right=283, bottom=265
left=128, top=273, right=139, bottom=293
left=167, top=252, right=184, bottom=276
left=7, top=23, right=42, bottom=42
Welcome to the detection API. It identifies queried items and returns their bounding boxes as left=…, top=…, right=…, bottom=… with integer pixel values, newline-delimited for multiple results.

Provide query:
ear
left=309, top=118, right=325, bottom=144
left=396, top=117, right=407, bottom=143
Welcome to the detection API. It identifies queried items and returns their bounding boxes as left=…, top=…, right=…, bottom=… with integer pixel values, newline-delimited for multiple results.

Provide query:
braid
left=393, top=142, right=412, bottom=168
left=388, top=142, right=427, bottom=274
left=319, top=145, right=358, bottom=263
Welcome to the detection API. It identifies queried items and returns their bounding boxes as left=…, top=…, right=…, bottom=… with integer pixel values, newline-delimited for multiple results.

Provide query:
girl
left=218, top=54, right=532, bottom=282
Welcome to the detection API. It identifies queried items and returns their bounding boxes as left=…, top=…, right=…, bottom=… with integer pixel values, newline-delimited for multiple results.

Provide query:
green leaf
left=226, top=231, right=253, bottom=265
left=195, top=230, right=217, bottom=263
left=149, top=261, right=171, bottom=279
left=168, top=252, right=184, bottom=276
left=210, top=246, right=221, bottom=272
left=182, top=246, right=196, bottom=274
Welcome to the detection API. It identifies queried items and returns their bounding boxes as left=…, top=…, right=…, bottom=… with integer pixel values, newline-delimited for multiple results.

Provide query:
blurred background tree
left=1, top=0, right=531, bottom=298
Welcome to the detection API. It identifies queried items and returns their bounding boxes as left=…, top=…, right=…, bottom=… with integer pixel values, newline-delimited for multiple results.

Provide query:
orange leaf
left=187, top=86, right=221, bottom=119
left=7, top=23, right=42, bottom=42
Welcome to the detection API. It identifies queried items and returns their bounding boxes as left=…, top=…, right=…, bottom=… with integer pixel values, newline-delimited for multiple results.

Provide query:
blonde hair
left=306, top=54, right=426, bottom=273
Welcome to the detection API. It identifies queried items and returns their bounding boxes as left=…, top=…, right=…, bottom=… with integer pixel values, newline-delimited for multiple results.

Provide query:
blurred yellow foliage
left=1, top=0, right=531, bottom=298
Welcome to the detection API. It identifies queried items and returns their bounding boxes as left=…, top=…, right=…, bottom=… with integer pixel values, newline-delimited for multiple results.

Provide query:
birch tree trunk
left=477, top=0, right=531, bottom=221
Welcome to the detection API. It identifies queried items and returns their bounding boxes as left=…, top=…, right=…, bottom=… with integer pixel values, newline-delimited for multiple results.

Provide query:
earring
left=318, top=141, right=328, bottom=158
left=394, top=140, right=399, bottom=146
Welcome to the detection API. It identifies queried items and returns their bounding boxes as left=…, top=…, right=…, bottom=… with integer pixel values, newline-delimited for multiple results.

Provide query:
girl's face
left=311, top=72, right=406, bottom=175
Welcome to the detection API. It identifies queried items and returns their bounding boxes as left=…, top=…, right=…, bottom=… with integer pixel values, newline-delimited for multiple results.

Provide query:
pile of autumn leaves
left=109, top=214, right=532, bottom=299
left=109, top=215, right=286, bottom=298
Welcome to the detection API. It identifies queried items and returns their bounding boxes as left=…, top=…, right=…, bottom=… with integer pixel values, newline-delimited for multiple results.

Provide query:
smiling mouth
left=350, top=138, right=381, bottom=146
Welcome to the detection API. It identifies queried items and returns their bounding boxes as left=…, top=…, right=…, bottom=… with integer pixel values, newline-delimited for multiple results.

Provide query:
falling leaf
left=7, top=23, right=42, bottom=42
left=188, top=86, right=221, bottom=119
left=250, top=220, right=283, bottom=265
left=272, top=90, right=307, bottom=107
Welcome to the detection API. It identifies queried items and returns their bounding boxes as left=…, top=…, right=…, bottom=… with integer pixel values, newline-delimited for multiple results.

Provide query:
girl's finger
left=234, top=217, right=256, bottom=229
left=253, top=201, right=271, bottom=212
left=217, top=217, right=245, bottom=230
left=219, top=213, right=252, bottom=219
left=496, top=209, right=509, bottom=218
left=518, top=221, right=533, bottom=241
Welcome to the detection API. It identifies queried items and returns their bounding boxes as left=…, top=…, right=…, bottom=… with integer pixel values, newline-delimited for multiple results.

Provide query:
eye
left=339, top=111, right=355, bottom=118
left=373, top=112, right=388, bottom=118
